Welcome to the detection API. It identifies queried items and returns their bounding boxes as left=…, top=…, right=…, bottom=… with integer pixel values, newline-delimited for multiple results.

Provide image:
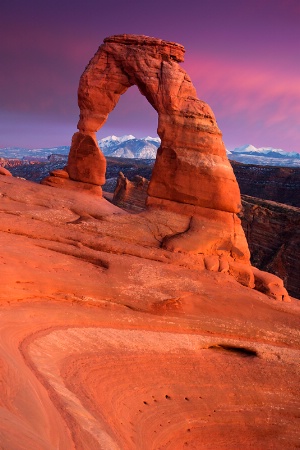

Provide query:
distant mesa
left=40, top=34, right=289, bottom=301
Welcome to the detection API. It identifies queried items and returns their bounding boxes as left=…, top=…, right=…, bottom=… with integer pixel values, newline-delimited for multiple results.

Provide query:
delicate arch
left=67, top=34, right=241, bottom=213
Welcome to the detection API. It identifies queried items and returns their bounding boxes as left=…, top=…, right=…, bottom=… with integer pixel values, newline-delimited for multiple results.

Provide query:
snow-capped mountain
left=98, top=134, right=135, bottom=148
left=98, top=135, right=160, bottom=159
left=228, top=144, right=300, bottom=167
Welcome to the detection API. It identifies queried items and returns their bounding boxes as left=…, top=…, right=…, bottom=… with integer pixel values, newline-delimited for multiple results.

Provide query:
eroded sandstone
left=113, top=172, right=149, bottom=212
left=63, top=34, right=263, bottom=294
left=41, top=167, right=103, bottom=196
left=68, top=34, right=240, bottom=214
left=0, top=175, right=299, bottom=449
left=112, top=170, right=291, bottom=300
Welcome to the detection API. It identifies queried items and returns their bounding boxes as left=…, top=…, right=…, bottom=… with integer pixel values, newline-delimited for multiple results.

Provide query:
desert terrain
left=0, top=173, right=300, bottom=449
left=1, top=33, right=299, bottom=449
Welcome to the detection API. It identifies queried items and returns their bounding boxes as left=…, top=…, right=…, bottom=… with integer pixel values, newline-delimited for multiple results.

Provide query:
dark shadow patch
left=208, top=344, right=258, bottom=357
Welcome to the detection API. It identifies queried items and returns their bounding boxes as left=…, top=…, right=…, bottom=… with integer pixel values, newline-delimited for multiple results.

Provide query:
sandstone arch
left=41, top=34, right=290, bottom=300
left=67, top=34, right=241, bottom=214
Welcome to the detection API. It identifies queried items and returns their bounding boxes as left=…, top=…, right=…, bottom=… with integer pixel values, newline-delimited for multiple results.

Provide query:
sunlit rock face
left=69, top=34, right=240, bottom=213
left=63, top=34, right=290, bottom=301
left=67, top=132, right=106, bottom=186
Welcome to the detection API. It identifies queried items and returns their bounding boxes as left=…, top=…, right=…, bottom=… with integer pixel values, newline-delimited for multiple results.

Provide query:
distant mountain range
left=227, top=144, right=300, bottom=167
left=1, top=136, right=300, bottom=167
left=0, top=146, right=70, bottom=160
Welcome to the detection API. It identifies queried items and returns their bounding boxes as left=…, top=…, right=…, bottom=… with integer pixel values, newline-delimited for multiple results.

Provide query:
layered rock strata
left=112, top=170, right=291, bottom=300
left=241, top=195, right=300, bottom=298
left=231, top=161, right=300, bottom=207
left=103, top=164, right=299, bottom=299
left=113, top=172, right=150, bottom=212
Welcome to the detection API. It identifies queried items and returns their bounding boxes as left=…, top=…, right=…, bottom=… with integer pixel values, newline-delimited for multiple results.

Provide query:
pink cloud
left=185, top=55, right=300, bottom=118
left=183, top=54, right=300, bottom=150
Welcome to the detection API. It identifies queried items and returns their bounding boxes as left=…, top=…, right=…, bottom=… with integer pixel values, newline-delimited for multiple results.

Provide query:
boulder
left=41, top=169, right=102, bottom=196
left=252, top=267, right=290, bottom=302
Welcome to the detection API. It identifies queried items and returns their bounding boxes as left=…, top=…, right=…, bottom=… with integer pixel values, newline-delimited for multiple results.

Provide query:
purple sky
left=1, top=0, right=299, bottom=151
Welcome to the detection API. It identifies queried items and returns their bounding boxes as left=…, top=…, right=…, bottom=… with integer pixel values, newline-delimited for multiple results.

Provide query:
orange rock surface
left=0, top=174, right=299, bottom=449
left=65, top=34, right=262, bottom=293
left=68, top=34, right=240, bottom=213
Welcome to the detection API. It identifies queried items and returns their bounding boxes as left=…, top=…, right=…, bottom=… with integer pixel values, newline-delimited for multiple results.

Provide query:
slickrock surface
left=1, top=174, right=300, bottom=449
left=111, top=172, right=300, bottom=299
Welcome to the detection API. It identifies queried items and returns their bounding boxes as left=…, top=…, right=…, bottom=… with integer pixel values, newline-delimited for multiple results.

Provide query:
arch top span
left=103, top=34, right=185, bottom=62
left=67, top=34, right=241, bottom=214
left=77, top=33, right=190, bottom=136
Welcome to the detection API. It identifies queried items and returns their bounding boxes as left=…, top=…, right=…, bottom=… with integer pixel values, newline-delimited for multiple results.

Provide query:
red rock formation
left=111, top=170, right=290, bottom=300
left=38, top=33, right=290, bottom=302
left=67, top=132, right=106, bottom=185
left=0, top=166, right=12, bottom=176
left=65, top=34, right=260, bottom=292
left=41, top=168, right=103, bottom=196
left=1, top=34, right=297, bottom=449
left=113, top=172, right=149, bottom=211
left=69, top=34, right=240, bottom=213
